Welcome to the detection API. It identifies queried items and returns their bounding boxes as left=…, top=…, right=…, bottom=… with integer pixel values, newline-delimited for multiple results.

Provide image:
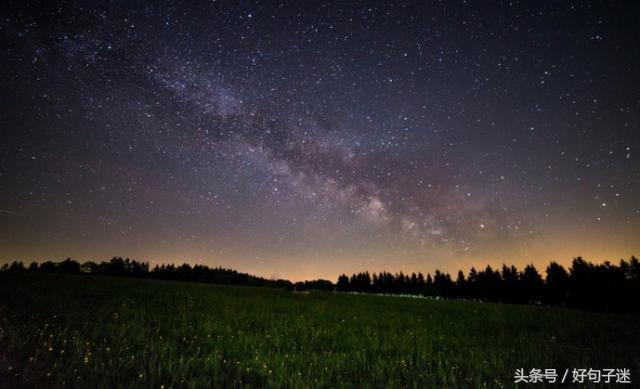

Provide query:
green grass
left=0, top=273, right=638, bottom=388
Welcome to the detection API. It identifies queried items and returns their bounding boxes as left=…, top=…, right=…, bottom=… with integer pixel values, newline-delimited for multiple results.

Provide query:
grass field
left=1, top=273, right=638, bottom=388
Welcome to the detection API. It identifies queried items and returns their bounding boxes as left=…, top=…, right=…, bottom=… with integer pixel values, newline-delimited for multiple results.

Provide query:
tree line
left=0, top=257, right=292, bottom=288
left=337, top=257, right=640, bottom=314
left=2, top=256, right=639, bottom=314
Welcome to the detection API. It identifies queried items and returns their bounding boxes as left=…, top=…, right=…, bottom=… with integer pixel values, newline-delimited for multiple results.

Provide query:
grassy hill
left=1, top=273, right=638, bottom=388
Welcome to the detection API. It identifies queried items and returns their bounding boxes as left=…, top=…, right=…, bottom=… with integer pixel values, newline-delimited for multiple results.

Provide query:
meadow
left=1, top=273, right=638, bottom=388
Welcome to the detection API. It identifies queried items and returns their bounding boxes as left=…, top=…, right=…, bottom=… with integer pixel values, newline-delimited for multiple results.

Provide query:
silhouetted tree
left=521, top=264, right=543, bottom=303
left=81, top=261, right=99, bottom=273
left=501, top=265, right=520, bottom=303
left=455, top=270, right=466, bottom=298
left=38, top=261, right=56, bottom=272
left=568, top=257, right=592, bottom=309
left=545, top=262, right=569, bottom=305
left=58, top=258, right=81, bottom=274
left=336, top=274, right=350, bottom=291
left=8, top=261, right=25, bottom=272
left=294, top=279, right=334, bottom=292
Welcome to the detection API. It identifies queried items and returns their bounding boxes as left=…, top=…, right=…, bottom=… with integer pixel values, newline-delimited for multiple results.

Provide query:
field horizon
left=2, top=272, right=638, bottom=388
left=4, top=255, right=639, bottom=315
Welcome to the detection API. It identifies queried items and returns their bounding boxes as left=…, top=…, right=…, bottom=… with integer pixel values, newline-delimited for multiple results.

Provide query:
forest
left=2, top=256, right=639, bottom=314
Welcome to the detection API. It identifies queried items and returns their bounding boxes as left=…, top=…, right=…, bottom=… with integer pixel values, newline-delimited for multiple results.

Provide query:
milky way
left=1, top=1, right=639, bottom=280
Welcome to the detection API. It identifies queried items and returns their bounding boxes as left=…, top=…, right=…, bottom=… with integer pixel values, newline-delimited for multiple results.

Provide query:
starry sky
left=1, top=1, right=639, bottom=281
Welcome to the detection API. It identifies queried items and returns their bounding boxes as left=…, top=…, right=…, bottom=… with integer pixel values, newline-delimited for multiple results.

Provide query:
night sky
left=1, top=1, right=639, bottom=281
